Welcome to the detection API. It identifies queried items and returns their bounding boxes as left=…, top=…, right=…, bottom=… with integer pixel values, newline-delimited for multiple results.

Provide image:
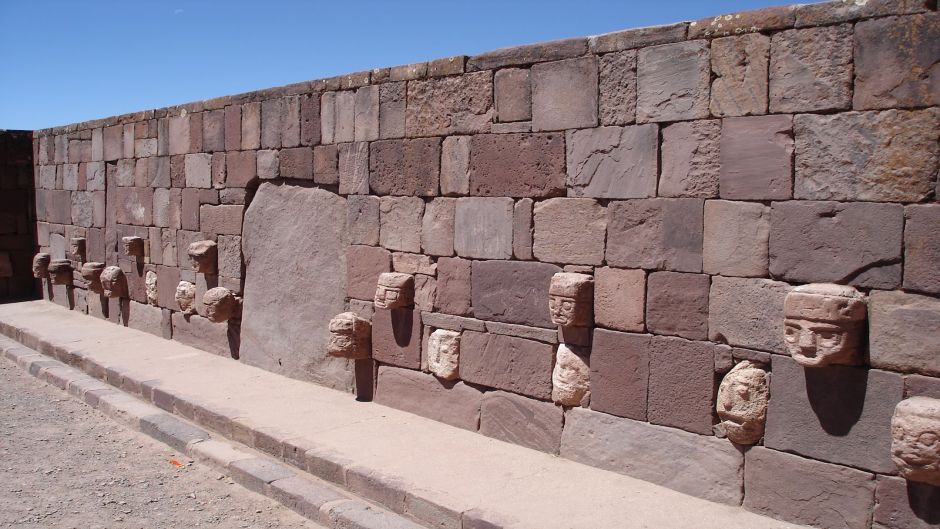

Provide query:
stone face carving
left=552, top=343, right=590, bottom=406
left=327, top=312, right=372, bottom=360
left=175, top=281, right=197, bottom=315
left=100, top=266, right=126, bottom=298
left=80, top=262, right=106, bottom=293
left=549, top=272, right=594, bottom=327
left=69, top=237, right=86, bottom=262
left=203, top=286, right=238, bottom=323
left=783, top=283, right=866, bottom=368
left=374, top=272, right=414, bottom=310
left=188, top=240, right=218, bottom=274
left=47, top=259, right=73, bottom=285
left=32, top=253, right=51, bottom=278
left=145, top=270, right=158, bottom=306
left=891, top=397, right=940, bottom=486
left=716, top=361, right=769, bottom=445
left=427, top=329, right=460, bottom=380
left=122, top=236, right=145, bottom=258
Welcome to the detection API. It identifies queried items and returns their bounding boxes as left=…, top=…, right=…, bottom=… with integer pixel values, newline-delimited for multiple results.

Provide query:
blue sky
left=1, top=0, right=798, bottom=130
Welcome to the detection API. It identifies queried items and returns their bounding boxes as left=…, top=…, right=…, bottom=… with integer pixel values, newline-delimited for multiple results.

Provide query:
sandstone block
left=593, top=267, right=644, bottom=333
left=703, top=200, right=770, bottom=277
left=114, top=187, right=153, bottom=226
left=870, top=291, right=940, bottom=377
left=313, top=144, right=338, bottom=185
left=261, top=98, right=283, bottom=149
left=334, top=91, right=355, bottom=143
left=440, top=136, right=470, bottom=196
left=434, top=257, right=471, bottom=316
left=126, top=301, right=170, bottom=339
left=710, top=34, right=769, bottom=117
left=606, top=198, right=703, bottom=273
left=904, top=205, right=940, bottom=294
left=170, top=312, right=232, bottom=357
left=531, top=56, right=598, bottom=131
left=769, top=201, right=903, bottom=289
left=453, top=197, right=513, bottom=260
left=873, top=475, right=940, bottom=529
left=152, top=188, right=181, bottom=229
left=532, top=198, right=606, bottom=265
left=168, top=115, right=190, bottom=156
left=598, top=50, right=637, bottom=126
left=378, top=82, right=405, bottom=139
left=224, top=105, right=241, bottom=151
left=688, top=6, right=795, bottom=38
left=480, top=391, right=563, bottom=453
left=202, top=109, right=224, bottom=152
left=769, top=25, right=853, bottom=112
left=460, top=330, right=554, bottom=400
left=278, top=147, right=313, bottom=180
left=494, top=68, right=531, bottom=123
left=637, top=41, right=710, bottom=122
left=708, top=276, right=790, bottom=354
left=241, top=102, right=261, bottom=150
left=659, top=120, right=719, bottom=198
left=467, top=37, right=587, bottom=71
left=468, top=133, right=565, bottom=198
left=372, top=308, right=421, bottom=369
left=354, top=85, right=379, bottom=142
left=646, top=272, right=709, bottom=341
left=647, top=336, right=716, bottom=435
left=369, top=138, right=440, bottom=196
left=512, top=199, right=533, bottom=260
left=300, top=93, right=320, bottom=146
left=406, top=71, right=493, bottom=136
left=103, top=125, right=124, bottom=161
left=471, top=260, right=561, bottom=328
left=589, top=329, right=650, bottom=420
left=794, top=0, right=933, bottom=27
left=592, top=23, right=689, bottom=54
left=374, top=366, right=482, bottom=431
left=565, top=125, right=657, bottom=199
left=346, top=195, right=380, bottom=246
left=719, top=114, right=793, bottom=200
left=379, top=197, right=423, bottom=253
left=199, top=205, right=242, bottom=236
left=346, top=245, right=391, bottom=301
left=421, top=198, right=455, bottom=257
left=338, top=142, right=369, bottom=195
left=184, top=153, right=212, bottom=189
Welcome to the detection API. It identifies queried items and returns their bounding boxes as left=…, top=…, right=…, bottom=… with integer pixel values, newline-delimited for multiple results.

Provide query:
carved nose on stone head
left=798, top=331, right=815, bottom=349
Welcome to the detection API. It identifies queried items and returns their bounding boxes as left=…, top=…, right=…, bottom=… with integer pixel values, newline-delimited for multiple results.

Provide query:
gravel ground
left=0, top=357, right=322, bottom=529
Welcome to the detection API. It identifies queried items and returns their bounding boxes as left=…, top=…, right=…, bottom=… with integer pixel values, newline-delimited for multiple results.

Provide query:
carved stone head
left=175, top=281, right=196, bottom=315
left=783, top=283, right=866, bottom=368
left=717, top=361, right=769, bottom=445
left=32, top=253, right=51, bottom=278
left=892, top=397, right=940, bottom=487
left=327, top=312, right=372, bottom=360
left=48, top=259, right=73, bottom=285
left=69, top=237, right=86, bottom=262
left=187, top=240, right=218, bottom=274
left=145, top=270, right=158, bottom=306
left=122, top=236, right=145, bottom=258
left=552, top=344, right=590, bottom=406
left=374, top=272, right=414, bottom=310
left=203, top=287, right=238, bottom=323
left=549, top=273, right=594, bottom=327
left=427, top=329, right=460, bottom=380
left=80, top=262, right=106, bottom=293
left=100, top=266, right=126, bottom=298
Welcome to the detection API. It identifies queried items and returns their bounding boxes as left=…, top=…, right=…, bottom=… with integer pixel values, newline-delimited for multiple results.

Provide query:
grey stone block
left=140, top=413, right=211, bottom=452
left=228, top=458, right=295, bottom=494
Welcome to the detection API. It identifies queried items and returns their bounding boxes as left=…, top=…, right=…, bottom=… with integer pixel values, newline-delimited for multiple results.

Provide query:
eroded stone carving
left=783, top=283, right=866, bottom=368
left=427, top=329, right=460, bottom=380
left=203, top=286, right=238, bottom=323
left=69, top=237, right=86, bottom=262
left=80, top=262, right=106, bottom=293
left=717, top=361, right=769, bottom=445
left=549, top=272, right=594, bottom=327
left=175, top=281, right=197, bottom=315
left=892, top=397, right=940, bottom=487
left=47, top=259, right=73, bottom=285
left=32, top=253, right=51, bottom=278
left=100, top=266, right=126, bottom=298
left=552, top=343, right=590, bottom=406
left=326, top=312, right=372, bottom=360
left=122, top=236, right=145, bottom=258
left=188, top=240, right=218, bottom=274
left=374, top=272, right=414, bottom=310
left=145, top=270, right=158, bottom=306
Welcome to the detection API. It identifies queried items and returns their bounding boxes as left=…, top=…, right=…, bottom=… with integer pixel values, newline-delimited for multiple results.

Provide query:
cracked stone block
left=565, top=125, right=657, bottom=199
left=637, top=41, right=710, bottom=123
left=460, top=330, right=554, bottom=400
left=659, top=120, right=719, bottom=198
left=531, top=56, right=598, bottom=131
left=338, top=142, right=369, bottom=195
left=599, top=50, right=637, bottom=126
left=406, top=71, right=493, bottom=136
left=710, top=34, right=769, bottom=117
left=421, top=198, right=455, bottom=257
left=769, top=25, right=853, bottom=113
left=480, top=390, right=563, bottom=453
left=533, top=198, right=606, bottom=265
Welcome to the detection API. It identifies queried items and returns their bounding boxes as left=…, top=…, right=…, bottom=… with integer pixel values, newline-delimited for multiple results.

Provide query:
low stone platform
left=0, top=300, right=807, bottom=529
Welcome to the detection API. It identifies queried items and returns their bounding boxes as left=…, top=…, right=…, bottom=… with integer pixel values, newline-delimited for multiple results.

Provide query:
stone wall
left=0, top=130, right=38, bottom=302
left=26, top=1, right=940, bottom=528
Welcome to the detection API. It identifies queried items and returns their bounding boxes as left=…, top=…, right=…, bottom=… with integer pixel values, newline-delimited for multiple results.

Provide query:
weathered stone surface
left=467, top=37, right=587, bottom=70
left=471, top=260, right=561, bottom=328
left=710, top=34, right=769, bottom=117
left=794, top=109, right=940, bottom=202
left=606, top=198, right=703, bottom=273
left=346, top=195, right=380, bottom=246
left=225, top=150, right=255, bottom=188
left=659, top=120, right=720, bottom=198
left=374, top=366, right=482, bottom=431
left=199, top=205, right=243, bottom=236
left=378, top=82, right=405, bottom=140
left=719, top=115, right=793, bottom=200
left=689, top=6, right=795, bottom=38
left=369, top=138, right=440, bottom=196
left=717, top=361, right=769, bottom=445
left=589, top=330, right=649, bottom=420
left=421, top=198, right=454, bottom=257
left=552, top=344, right=590, bottom=406
left=261, top=98, right=284, bottom=149
left=892, top=397, right=940, bottom=486
left=565, top=125, right=657, bottom=199
left=561, top=408, right=743, bottom=505
left=646, top=272, right=709, bottom=341
left=434, top=257, right=471, bottom=317
left=494, top=68, right=531, bottom=123
left=708, top=276, right=790, bottom=354
left=769, top=25, right=853, bottom=112
left=906, top=374, right=940, bottom=400
left=532, top=199, right=606, bottom=265
left=512, top=198, right=533, bottom=260
left=480, top=391, right=563, bottom=453
left=598, top=50, right=637, bottom=126
left=440, top=136, right=470, bottom=196
left=256, top=149, right=278, bottom=180
left=354, top=85, right=379, bottom=142
left=744, top=447, right=875, bottom=529
left=372, top=308, right=421, bottom=369
left=346, top=245, right=391, bottom=301
left=278, top=147, right=313, bottom=180
left=905, top=205, right=940, bottom=295
left=406, top=72, right=493, bottom=136
left=873, top=475, right=940, bottom=529
left=453, top=197, right=513, bottom=260
left=338, top=142, right=369, bottom=195
left=460, top=330, right=554, bottom=400
left=795, top=0, right=933, bottom=27
left=103, top=125, right=124, bottom=161
left=531, top=57, right=598, bottom=131
left=468, top=133, right=565, bottom=198
left=589, top=22, right=688, bottom=53
left=769, top=201, right=903, bottom=289
left=765, top=355, right=903, bottom=473
left=784, top=283, right=867, bottom=368
left=183, top=153, right=211, bottom=189
left=203, top=286, right=238, bottom=323
left=593, top=267, right=644, bottom=333
left=636, top=41, right=710, bottom=123
left=426, top=329, right=460, bottom=380
left=870, top=291, right=940, bottom=377
left=703, top=200, right=770, bottom=277
left=647, top=336, right=716, bottom=435
left=114, top=187, right=153, bottom=226
left=392, top=253, right=436, bottom=277
left=170, top=313, right=232, bottom=357
left=379, top=197, right=423, bottom=253
left=483, top=321, right=557, bottom=344
left=241, top=102, right=261, bottom=150
left=240, top=183, right=351, bottom=390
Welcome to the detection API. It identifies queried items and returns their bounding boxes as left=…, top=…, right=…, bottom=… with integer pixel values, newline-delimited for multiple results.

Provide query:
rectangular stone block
left=460, top=330, right=553, bottom=400
left=435, top=257, right=471, bottom=317
left=467, top=37, right=587, bottom=70
left=645, top=272, right=709, bottom=341
left=224, top=105, right=241, bottom=151
left=345, top=245, right=391, bottom=301
left=369, top=138, right=440, bottom=196
left=379, top=197, right=423, bottom=253
left=511, top=198, right=533, bottom=260
left=606, top=198, right=703, bottom=273
left=199, top=205, right=243, bottom=236
left=333, top=91, right=355, bottom=143
left=440, top=136, right=469, bottom=196
left=561, top=408, right=743, bottom=505
left=703, top=200, right=769, bottom=278
left=719, top=114, right=793, bottom=200
left=126, top=301, right=170, bottom=339
left=453, top=197, right=513, bottom=260
left=531, top=56, right=597, bottom=131
left=338, top=142, right=369, bottom=195
left=202, top=109, right=224, bottom=152
left=658, top=120, right=719, bottom=198
left=279, top=147, right=313, bottom=180
left=647, top=336, right=716, bottom=435
left=379, top=82, right=405, bottom=140
left=494, top=68, right=531, bottom=123
left=480, top=391, right=563, bottom=453
left=534, top=198, right=606, bottom=265
left=372, top=308, right=421, bottom=369
left=708, top=276, right=790, bottom=354
left=347, top=195, right=380, bottom=246
left=241, top=102, right=261, bottom=150
left=598, top=50, right=637, bottom=126
left=590, top=329, right=649, bottom=420
left=354, top=85, right=379, bottom=142
left=471, top=260, right=561, bottom=328
left=904, top=205, right=940, bottom=294
left=282, top=95, right=301, bottom=148
left=710, top=34, right=769, bottom=117
left=769, top=25, right=853, bottom=113
left=468, top=133, right=565, bottom=198
left=225, top=150, right=256, bottom=188
left=374, top=366, right=483, bottom=431
left=406, top=71, right=493, bottom=136
left=637, top=41, right=710, bottom=123
left=168, top=115, right=190, bottom=156
left=170, top=312, right=233, bottom=357
left=869, top=290, right=940, bottom=377
left=873, top=475, right=940, bottom=529
left=261, top=98, right=283, bottom=149
left=565, top=125, right=657, bottom=199
left=103, top=125, right=123, bottom=161
left=313, top=144, right=338, bottom=185
left=184, top=153, right=212, bottom=189
left=421, top=198, right=454, bottom=257
left=113, top=187, right=153, bottom=226
left=189, top=113, right=203, bottom=152
left=300, top=93, right=320, bottom=146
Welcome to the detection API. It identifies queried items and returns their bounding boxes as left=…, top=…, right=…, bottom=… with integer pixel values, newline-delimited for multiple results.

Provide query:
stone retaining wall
left=0, top=130, right=38, bottom=302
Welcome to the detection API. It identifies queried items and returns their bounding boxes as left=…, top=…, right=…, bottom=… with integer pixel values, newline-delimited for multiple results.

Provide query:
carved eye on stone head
left=917, top=432, right=939, bottom=449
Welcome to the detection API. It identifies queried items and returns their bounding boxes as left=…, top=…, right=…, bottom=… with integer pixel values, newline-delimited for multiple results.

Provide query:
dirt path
left=0, top=358, right=322, bottom=529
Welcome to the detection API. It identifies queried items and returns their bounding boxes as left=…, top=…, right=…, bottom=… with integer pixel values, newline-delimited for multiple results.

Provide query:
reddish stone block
left=168, top=115, right=190, bottom=156
left=113, top=187, right=153, bottom=226
left=217, top=234, right=242, bottom=280
left=512, top=199, right=533, bottom=260
left=904, top=205, right=940, bottom=295
left=345, top=245, right=391, bottom=301
left=102, top=125, right=123, bottom=161
left=637, top=41, right=710, bottom=123
left=703, top=200, right=770, bottom=278
left=225, top=151, right=256, bottom=188
left=181, top=189, right=200, bottom=231
left=374, top=366, right=482, bottom=431
left=590, top=329, right=650, bottom=420
left=152, top=188, right=181, bottom=229
left=338, top=142, right=369, bottom=195
left=379, top=197, right=423, bottom=253
left=769, top=25, right=853, bottom=113
left=659, top=120, right=720, bottom=198
left=405, top=71, right=493, bottom=136
left=460, top=330, right=554, bottom=400
left=224, top=105, right=241, bottom=152
left=155, top=265, right=180, bottom=311
left=606, top=198, right=703, bottom=273
left=454, top=197, right=514, bottom=260
left=313, top=144, right=338, bottom=185
left=647, top=336, right=716, bottom=435
left=467, top=37, right=587, bottom=71
left=494, top=68, right=531, bottom=123
left=598, top=50, right=637, bottom=126
left=282, top=95, right=301, bottom=148
left=435, top=257, right=472, bottom=317
left=278, top=147, right=313, bottom=180
left=241, top=102, right=261, bottom=150
left=719, top=114, right=793, bottom=200
left=202, top=109, right=224, bottom=152
left=794, top=0, right=932, bottom=27
left=565, top=125, right=658, bottom=199
left=645, top=272, right=709, bottom=341
left=354, top=85, right=379, bottom=142
left=261, top=98, right=283, bottom=149
left=468, top=133, right=565, bottom=198
left=189, top=113, right=204, bottom=153
left=347, top=195, right=380, bottom=246
left=369, top=138, right=440, bottom=196
left=531, top=56, right=598, bottom=131
left=688, top=6, right=795, bottom=38
left=870, top=291, right=940, bottom=378
left=300, top=93, right=321, bottom=146
left=709, top=34, right=769, bottom=117
left=199, top=205, right=243, bottom=236
left=480, top=391, right=563, bottom=453
left=593, top=267, right=644, bottom=333
left=532, top=198, right=606, bottom=265
left=471, top=260, right=561, bottom=328
left=421, top=198, right=455, bottom=257
left=372, top=308, right=421, bottom=369
left=873, top=475, right=940, bottom=529
left=708, top=276, right=790, bottom=354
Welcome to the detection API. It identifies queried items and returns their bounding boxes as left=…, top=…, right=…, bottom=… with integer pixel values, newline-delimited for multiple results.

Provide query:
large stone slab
left=454, top=198, right=513, bottom=260
left=240, top=183, right=351, bottom=390
left=471, top=260, right=561, bottom=328
left=479, top=390, right=563, bottom=454
left=636, top=41, right=710, bottom=123
left=374, top=366, right=482, bottom=431
left=589, top=329, right=650, bottom=420
left=710, top=34, right=769, bottom=117
left=468, top=133, right=566, bottom=198
left=531, top=57, right=598, bottom=132
left=659, top=120, right=720, bottom=198
left=719, top=115, right=793, bottom=200
left=606, top=198, right=703, bottom=273
left=769, top=25, right=853, bottom=112
left=405, top=71, right=493, bottom=137
left=708, top=276, right=790, bottom=354
left=565, top=125, right=657, bottom=199
left=869, top=290, right=940, bottom=377
left=532, top=198, right=606, bottom=265
left=460, top=330, right=554, bottom=400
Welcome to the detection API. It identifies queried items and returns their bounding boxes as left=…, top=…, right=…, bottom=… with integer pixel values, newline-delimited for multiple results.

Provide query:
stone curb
left=0, top=334, right=428, bottom=529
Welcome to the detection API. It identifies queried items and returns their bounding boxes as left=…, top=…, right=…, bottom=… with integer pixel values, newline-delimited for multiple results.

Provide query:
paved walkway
left=0, top=301, right=807, bottom=529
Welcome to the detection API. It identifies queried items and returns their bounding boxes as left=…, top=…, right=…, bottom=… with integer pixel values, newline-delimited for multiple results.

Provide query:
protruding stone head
left=552, top=343, right=590, bottom=406
left=48, top=259, right=73, bottom=285
left=203, top=286, right=238, bottom=323
left=187, top=240, right=218, bottom=274
left=783, top=283, right=866, bottom=368
left=327, top=312, right=372, bottom=360
left=427, top=329, right=460, bottom=380
left=175, top=281, right=196, bottom=315
left=374, top=272, right=414, bottom=310
left=549, top=273, right=594, bottom=327
left=80, top=262, right=106, bottom=293
left=32, top=253, right=51, bottom=278
left=892, top=397, right=940, bottom=487
left=100, top=266, right=126, bottom=298
left=717, top=361, right=769, bottom=445
left=69, top=237, right=86, bottom=262
left=122, top=236, right=145, bottom=258
left=145, top=270, right=158, bottom=306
